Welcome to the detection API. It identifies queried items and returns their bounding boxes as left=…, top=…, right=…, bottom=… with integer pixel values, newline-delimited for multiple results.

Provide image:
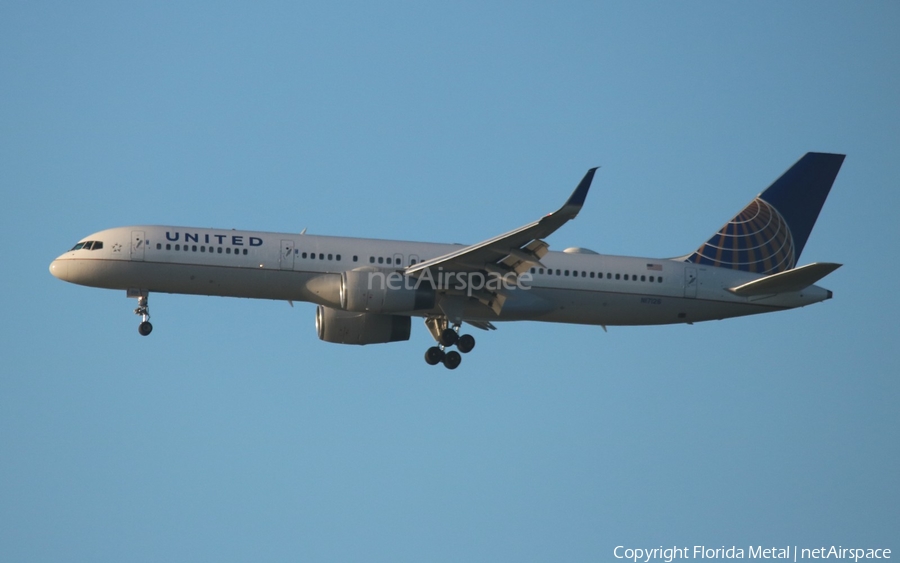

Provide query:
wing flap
left=466, top=320, right=497, bottom=331
left=727, top=262, right=841, bottom=296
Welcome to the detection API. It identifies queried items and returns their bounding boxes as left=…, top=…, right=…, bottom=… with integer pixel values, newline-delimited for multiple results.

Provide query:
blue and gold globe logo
left=687, top=198, right=795, bottom=274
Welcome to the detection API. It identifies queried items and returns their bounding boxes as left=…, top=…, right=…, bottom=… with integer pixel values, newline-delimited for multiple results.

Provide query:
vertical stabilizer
left=686, top=152, right=844, bottom=274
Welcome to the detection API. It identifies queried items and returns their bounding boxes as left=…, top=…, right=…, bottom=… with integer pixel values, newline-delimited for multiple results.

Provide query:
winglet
left=564, top=167, right=599, bottom=209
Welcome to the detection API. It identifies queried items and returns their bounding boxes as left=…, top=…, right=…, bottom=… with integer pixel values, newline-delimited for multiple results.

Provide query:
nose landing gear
left=424, top=318, right=476, bottom=370
left=132, top=292, right=153, bottom=336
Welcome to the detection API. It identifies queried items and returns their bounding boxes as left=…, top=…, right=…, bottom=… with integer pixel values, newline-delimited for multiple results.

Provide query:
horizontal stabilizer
left=727, top=262, right=841, bottom=296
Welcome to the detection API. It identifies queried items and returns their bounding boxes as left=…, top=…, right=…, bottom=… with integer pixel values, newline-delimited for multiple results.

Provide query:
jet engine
left=306, top=268, right=435, bottom=313
left=315, top=305, right=411, bottom=345
left=341, top=268, right=434, bottom=313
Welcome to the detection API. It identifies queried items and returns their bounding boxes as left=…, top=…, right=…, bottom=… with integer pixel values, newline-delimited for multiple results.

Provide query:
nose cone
left=49, top=258, right=68, bottom=281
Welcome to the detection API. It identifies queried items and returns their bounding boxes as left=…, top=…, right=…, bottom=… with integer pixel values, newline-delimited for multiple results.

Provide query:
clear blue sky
left=1, top=2, right=898, bottom=561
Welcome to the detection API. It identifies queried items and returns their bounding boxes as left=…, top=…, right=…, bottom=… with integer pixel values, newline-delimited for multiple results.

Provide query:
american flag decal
left=646, top=264, right=662, bottom=271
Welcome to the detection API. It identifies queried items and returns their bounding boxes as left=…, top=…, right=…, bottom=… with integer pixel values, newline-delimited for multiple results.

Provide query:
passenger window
left=243, top=249, right=248, bottom=255
left=539, top=268, right=544, bottom=274
left=410, top=259, right=416, bottom=265
left=556, top=269, right=561, bottom=275
left=175, top=244, right=181, bottom=251
left=641, top=275, right=646, bottom=281
left=166, top=244, right=171, bottom=250
left=606, top=273, right=611, bottom=279
left=353, top=255, right=358, bottom=262
left=615, top=273, right=620, bottom=280
left=336, top=254, right=341, bottom=261
left=658, top=277, right=663, bottom=283
left=302, top=252, right=307, bottom=258
left=590, top=272, right=594, bottom=278
left=328, top=254, right=333, bottom=260
left=386, top=257, right=391, bottom=264
left=378, top=257, right=384, bottom=264
left=369, top=257, right=375, bottom=263
left=581, top=271, right=586, bottom=277
left=217, top=247, right=222, bottom=254
left=226, top=248, right=231, bottom=254
left=156, top=243, right=162, bottom=250
left=564, top=270, right=569, bottom=276
left=201, top=246, right=206, bottom=252
left=649, top=276, right=654, bottom=282
left=192, top=245, right=197, bottom=251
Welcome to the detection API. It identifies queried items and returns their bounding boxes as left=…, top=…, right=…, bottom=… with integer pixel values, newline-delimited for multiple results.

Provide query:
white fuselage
left=49, top=225, right=832, bottom=326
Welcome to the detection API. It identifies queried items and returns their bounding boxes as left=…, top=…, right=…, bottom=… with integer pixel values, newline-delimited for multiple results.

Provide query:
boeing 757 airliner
left=50, top=153, right=845, bottom=369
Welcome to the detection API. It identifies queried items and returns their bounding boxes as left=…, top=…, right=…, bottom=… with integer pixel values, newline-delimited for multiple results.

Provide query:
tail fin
left=685, top=152, right=845, bottom=274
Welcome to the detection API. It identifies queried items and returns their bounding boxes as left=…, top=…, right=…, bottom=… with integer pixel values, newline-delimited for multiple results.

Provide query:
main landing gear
left=134, top=293, right=153, bottom=336
left=424, top=320, right=476, bottom=370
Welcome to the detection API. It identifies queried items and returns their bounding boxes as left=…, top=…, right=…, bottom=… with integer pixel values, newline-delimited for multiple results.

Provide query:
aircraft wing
left=403, top=168, right=597, bottom=314
left=405, top=168, right=597, bottom=276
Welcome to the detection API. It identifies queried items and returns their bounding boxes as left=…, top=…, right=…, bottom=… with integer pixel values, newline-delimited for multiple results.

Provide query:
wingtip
left=565, top=167, right=598, bottom=208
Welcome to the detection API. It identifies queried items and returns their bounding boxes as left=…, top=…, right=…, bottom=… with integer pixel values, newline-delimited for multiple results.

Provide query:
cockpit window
left=69, top=241, right=103, bottom=251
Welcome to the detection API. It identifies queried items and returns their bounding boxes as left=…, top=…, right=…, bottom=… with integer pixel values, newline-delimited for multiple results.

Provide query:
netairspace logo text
left=613, top=546, right=891, bottom=563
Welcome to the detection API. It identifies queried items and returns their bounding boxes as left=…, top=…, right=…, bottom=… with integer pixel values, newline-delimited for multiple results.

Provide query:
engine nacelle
left=305, top=268, right=435, bottom=313
left=316, top=305, right=411, bottom=345
left=341, top=268, right=435, bottom=313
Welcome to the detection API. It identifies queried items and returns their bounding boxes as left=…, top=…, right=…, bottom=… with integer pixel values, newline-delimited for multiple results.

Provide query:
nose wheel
left=133, top=293, right=153, bottom=336
left=424, top=318, right=476, bottom=369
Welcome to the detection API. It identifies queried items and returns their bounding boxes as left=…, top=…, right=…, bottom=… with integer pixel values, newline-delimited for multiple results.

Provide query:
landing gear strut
left=134, top=293, right=153, bottom=336
left=424, top=318, right=476, bottom=369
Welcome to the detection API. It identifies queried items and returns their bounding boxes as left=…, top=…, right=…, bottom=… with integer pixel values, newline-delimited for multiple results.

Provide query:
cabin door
left=684, top=267, right=698, bottom=298
left=131, top=230, right=146, bottom=262
left=280, top=240, right=295, bottom=270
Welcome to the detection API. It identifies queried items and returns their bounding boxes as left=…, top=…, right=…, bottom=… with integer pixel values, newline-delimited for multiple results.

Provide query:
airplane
left=50, top=152, right=845, bottom=369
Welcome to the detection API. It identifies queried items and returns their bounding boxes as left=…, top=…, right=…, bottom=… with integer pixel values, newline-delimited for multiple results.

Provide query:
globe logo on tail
left=687, top=198, right=795, bottom=275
